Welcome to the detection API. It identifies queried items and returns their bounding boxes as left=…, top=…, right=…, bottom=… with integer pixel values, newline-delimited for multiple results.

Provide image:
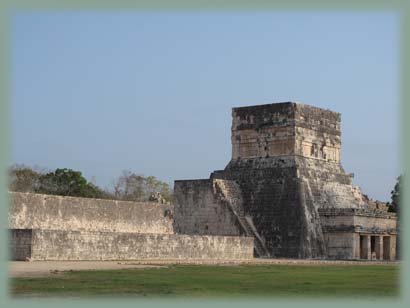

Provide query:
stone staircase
left=213, top=179, right=270, bottom=258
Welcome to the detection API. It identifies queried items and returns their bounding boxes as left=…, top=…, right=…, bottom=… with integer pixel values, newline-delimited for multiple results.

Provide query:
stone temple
left=9, top=102, right=397, bottom=261
left=174, top=102, right=397, bottom=260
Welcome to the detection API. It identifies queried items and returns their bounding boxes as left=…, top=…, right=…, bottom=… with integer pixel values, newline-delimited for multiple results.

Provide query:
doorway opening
left=383, top=236, right=391, bottom=260
left=360, top=235, right=367, bottom=259
left=370, top=236, right=377, bottom=259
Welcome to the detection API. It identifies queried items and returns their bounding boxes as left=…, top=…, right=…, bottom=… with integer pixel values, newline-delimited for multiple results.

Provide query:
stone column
left=360, top=234, right=367, bottom=259
left=375, top=236, right=383, bottom=260
left=366, top=235, right=371, bottom=260
left=353, top=233, right=361, bottom=259
left=390, top=235, right=396, bottom=261
left=360, top=235, right=370, bottom=259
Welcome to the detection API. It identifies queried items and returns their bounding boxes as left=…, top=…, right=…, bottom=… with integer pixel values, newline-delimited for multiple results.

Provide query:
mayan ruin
left=175, top=102, right=397, bottom=260
left=9, top=102, right=397, bottom=261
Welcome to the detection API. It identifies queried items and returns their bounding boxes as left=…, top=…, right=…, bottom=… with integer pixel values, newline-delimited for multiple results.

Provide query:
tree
left=35, top=168, right=109, bottom=199
left=388, top=175, right=402, bottom=214
left=9, top=165, right=172, bottom=202
left=113, top=170, right=173, bottom=203
left=8, top=164, right=41, bottom=192
left=113, top=171, right=145, bottom=201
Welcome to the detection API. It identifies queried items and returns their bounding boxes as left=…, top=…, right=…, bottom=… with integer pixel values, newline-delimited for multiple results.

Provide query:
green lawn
left=10, top=264, right=399, bottom=298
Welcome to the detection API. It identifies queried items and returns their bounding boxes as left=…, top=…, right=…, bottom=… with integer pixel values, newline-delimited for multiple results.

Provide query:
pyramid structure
left=174, top=102, right=397, bottom=260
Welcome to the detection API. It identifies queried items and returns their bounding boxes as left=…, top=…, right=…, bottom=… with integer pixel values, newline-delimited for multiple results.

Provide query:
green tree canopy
left=35, top=168, right=109, bottom=199
left=8, top=165, right=173, bottom=203
left=388, top=175, right=402, bottom=214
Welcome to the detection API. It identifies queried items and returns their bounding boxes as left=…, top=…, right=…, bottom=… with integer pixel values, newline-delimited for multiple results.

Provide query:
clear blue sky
left=11, top=11, right=399, bottom=201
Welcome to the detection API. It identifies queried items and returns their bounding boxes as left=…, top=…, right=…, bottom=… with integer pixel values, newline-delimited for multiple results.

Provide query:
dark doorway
left=370, top=236, right=376, bottom=259
left=383, top=236, right=391, bottom=260
left=360, top=235, right=368, bottom=259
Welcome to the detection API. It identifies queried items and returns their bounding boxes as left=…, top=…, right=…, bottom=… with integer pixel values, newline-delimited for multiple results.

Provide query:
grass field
left=10, top=264, right=399, bottom=298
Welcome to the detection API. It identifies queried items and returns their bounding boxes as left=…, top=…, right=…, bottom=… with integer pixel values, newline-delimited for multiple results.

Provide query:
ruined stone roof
left=232, top=101, right=341, bottom=118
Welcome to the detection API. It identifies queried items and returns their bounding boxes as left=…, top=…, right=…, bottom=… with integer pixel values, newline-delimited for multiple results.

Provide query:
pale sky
left=11, top=11, right=399, bottom=201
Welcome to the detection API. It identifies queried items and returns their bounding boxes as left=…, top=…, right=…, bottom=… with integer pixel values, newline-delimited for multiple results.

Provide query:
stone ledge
left=10, top=229, right=254, bottom=261
left=319, top=208, right=397, bottom=219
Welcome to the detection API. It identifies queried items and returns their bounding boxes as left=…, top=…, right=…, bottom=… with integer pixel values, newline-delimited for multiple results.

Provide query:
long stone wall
left=11, top=229, right=254, bottom=261
left=9, top=192, right=174, bottom=234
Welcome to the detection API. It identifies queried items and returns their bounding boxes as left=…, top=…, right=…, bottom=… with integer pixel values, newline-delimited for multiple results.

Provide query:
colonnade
left=359, top=234, right=392, bottom=260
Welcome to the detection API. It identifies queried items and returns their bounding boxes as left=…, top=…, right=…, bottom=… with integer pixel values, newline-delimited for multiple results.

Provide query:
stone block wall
left=293, top=103, right=341, bottom=163
left=9, top=229, right=32, bottom=261
left=353, top=214, right=397, bottom=234
left=387, top=235, right=397, bottom=260
left=231, top=103, right=296, bottom=160
left=231, top=102, right=341, bottom=163
left=9, top=192, right=174, bottom=234
left=173, top=179, right=240, bottom=236
left=319, top=208, right=397, bottom=233
left=323, top=232, right=358, bottom=259
left=11, top=229, right=254, bottom=261
left=212, top=157, right=320, bottom=258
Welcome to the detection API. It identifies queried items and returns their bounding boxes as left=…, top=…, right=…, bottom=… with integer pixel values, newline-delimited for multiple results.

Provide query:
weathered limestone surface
left=231, top=103, right=341, bottom=163
left=323, top=232, right=358, bottom=259
left=174, top=102, right=397, bottom=260
left=9, top=192, right=174, bottom=234
left=318, top=208, right=397, bottom=259
left=10, top=229, right=32, bottom=261
left=174, top=179, right=269, bottom=257
left=212, top=156, right=327, bottom=258
left=319, top=208, right=397, bottom=233
left=173, top=180, right=240, bottom=236
left=9, top=102, right=397, bottom=261
left=208, top=103, right=351, bottom=258
left=11, top=229, right=254, bottom=261
left=9, top=192, right=255, bottom=261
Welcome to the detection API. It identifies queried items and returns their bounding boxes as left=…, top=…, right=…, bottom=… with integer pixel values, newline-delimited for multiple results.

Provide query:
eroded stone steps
left=213, top=179, right=270, bottom=258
